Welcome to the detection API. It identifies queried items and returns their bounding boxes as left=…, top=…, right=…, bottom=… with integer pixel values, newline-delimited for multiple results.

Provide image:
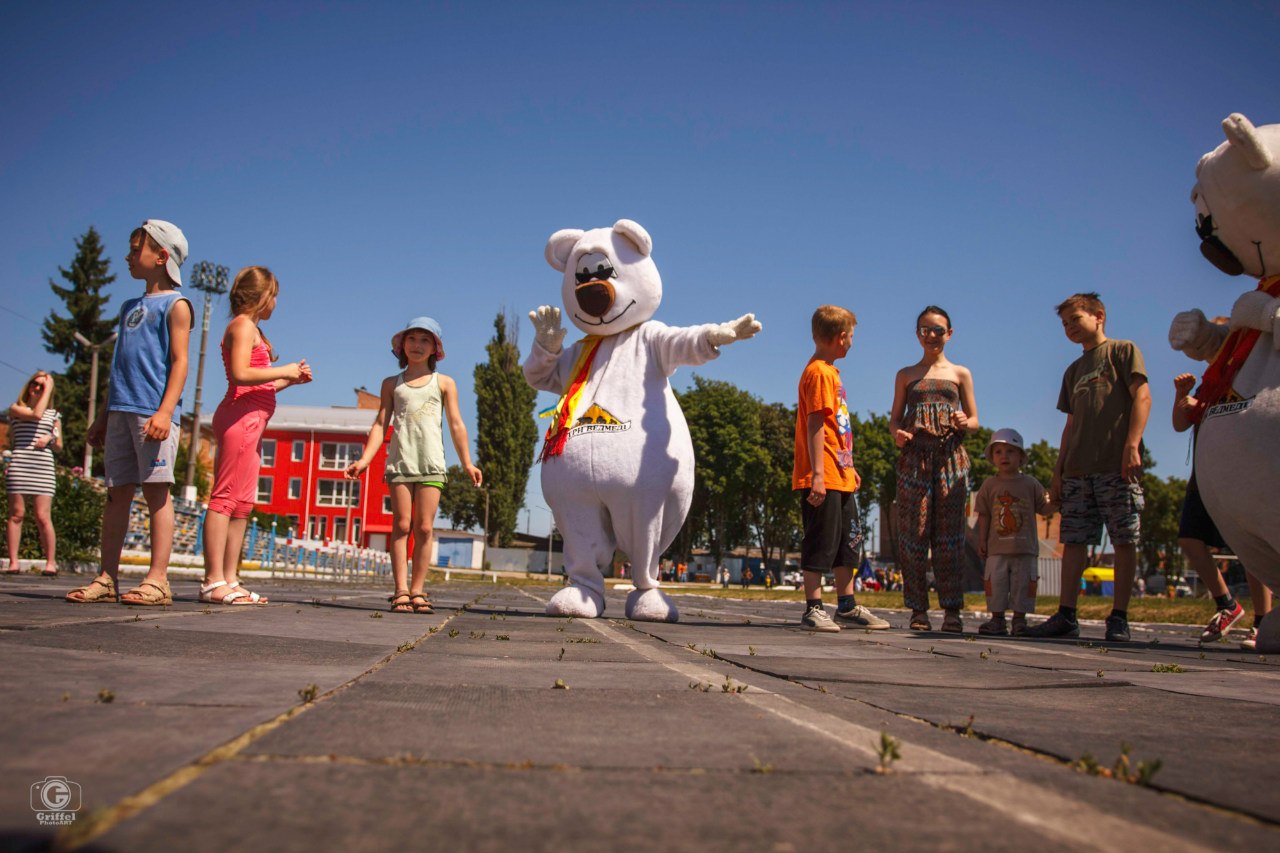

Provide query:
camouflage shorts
left=1059, top=473, right=1143, bottom=546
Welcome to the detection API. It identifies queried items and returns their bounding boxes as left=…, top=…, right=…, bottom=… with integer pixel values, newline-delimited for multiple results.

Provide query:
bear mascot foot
left=625, top=588, right=679, bottom=623
left=1256, top=609, right=1280, bottom=654
left=546, top=584, right=606, bottom=618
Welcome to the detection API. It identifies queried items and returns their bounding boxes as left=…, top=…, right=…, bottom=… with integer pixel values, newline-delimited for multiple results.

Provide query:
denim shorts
left=1059, top=473, right=1143, bottom=546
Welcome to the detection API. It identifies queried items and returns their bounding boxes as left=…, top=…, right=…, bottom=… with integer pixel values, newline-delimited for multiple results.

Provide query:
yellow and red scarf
left=538, top=336, right=602, bottom=462
left=1189, top=275, right=1280, bottom=425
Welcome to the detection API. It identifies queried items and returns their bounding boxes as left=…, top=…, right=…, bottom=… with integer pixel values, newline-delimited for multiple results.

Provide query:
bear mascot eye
left=575, top=253, right=615, bottom=284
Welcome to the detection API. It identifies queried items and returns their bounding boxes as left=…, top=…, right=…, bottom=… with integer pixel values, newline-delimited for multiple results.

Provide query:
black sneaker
left=1105, top=614, right=1131, bottom=643
left=1022, top=611, right=1079, bottom=639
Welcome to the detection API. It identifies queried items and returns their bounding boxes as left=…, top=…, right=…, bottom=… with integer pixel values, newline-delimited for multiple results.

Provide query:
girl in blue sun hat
left=346, top=317, right=482, bottom=613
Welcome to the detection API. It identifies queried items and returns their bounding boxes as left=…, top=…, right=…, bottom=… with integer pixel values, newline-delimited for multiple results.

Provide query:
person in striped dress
left=6, top=371, right=62, bottom=576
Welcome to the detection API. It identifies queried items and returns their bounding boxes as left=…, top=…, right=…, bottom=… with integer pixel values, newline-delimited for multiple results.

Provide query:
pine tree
left=41, top=227, right=118, bottom=472
left=472, top=311, right=538, bottom=546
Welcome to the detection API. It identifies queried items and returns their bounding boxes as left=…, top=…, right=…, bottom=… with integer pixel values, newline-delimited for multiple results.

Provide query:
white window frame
left=288, top=478, right=302, bottom=500
left=256, top=476, right=273, bottom=504
left=292, top=439, right=305, bottom=462
left=316, top=479, right=360, bottom=507
left=318, top=442, right=363, bottom=470
left=260, top=439, right=277, bottom=468
left=382, top=495, right=392, bottom=515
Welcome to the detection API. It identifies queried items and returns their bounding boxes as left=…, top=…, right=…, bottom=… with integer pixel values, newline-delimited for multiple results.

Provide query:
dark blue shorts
left=799, top=488, right=862, bottom=572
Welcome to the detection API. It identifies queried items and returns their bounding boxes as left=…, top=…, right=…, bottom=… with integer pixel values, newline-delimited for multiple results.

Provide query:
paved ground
left=0, top=574, right=1277, bottom=852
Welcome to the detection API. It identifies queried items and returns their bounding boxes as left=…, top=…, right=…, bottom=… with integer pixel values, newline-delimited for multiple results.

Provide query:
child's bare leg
left=1112, top=543, right=1136, bottom=611
left=1058, top=543, right=1088, bottom=608
left=1246, top=570, right=1273, bottom=620
left=833, top=565, right=854, bottom=599
left=388, top=483, right=412, bottom=594
left=33, top=495, right=55, bottom=570
left=99, top=485, right=136, bottom=586
left=222, top=517, right=249, bottom=589
left=410, top=485, right=441, bottom=595
left=6, top=494, right=24, bottom=570
left=203, top=510, right=230, bottom=585
left=802, top=569, right=824, bottom=603
left=116, top=483, right=173, bottom=602
left=1181, top=537, right=1229, bottom=597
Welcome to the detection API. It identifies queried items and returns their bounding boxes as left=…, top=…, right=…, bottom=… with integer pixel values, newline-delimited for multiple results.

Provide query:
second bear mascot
left=524, top=219, right=761, bottom=622
left=1169, top=113, right=1280, bottom=652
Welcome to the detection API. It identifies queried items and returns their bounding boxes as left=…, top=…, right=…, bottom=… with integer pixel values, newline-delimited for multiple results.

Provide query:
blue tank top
left=109, top=291, right=192, bottom=423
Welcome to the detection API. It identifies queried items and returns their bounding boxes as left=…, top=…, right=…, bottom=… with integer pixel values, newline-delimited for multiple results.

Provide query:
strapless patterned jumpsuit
left=895, top=378, right=970, bottom=612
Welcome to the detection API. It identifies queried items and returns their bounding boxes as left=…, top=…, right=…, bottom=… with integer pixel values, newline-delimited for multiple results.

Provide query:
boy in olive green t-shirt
left=1025, top=292, right=1151, bottom=643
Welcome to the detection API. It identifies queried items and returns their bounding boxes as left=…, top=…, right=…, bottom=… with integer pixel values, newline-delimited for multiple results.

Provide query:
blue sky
left=2, top=1, right=1278, bottom=537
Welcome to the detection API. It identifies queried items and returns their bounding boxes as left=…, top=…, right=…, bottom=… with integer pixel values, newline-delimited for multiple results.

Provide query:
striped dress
left=7, top=409, right=59, bottom=496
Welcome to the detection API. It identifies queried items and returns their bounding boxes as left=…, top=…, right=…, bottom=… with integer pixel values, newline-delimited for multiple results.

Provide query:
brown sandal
left=389, top=590, right=413, bottom=613
left=66, top=576, right=118, bottom=604
left=121, top=580, right=173, bottom=606
left=409, top=593, right=434, bottom=614
left=909, top=610, right=932, bottom=632
left=940, top=609, right=964, bottom=633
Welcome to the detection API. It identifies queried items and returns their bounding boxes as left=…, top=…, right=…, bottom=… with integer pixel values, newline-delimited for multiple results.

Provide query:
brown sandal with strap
left=121, top=580, right=173, bottom=606
left=389, top=591, right=413, bottom=613
left=409, top=593, right=434, bottom=614
left=66, top=576, right=118, bottom=604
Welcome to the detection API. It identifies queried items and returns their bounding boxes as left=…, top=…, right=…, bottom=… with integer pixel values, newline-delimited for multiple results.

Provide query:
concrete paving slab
left=1, top=579, right=1276, bottom=853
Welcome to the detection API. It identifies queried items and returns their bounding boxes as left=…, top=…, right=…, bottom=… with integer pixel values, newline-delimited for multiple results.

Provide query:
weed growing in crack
left=1072, top=744, right=1162, bottom=786
left=689, top=681, right=712, bottom=692
left=567, top=637, right=599, bottom=644
left=448, top=629, right=460, bottom=638
left=875, top=731, right=901, bottom=774
left=496, top=634, right=510, bottom=641
left=370, top=612, right=383, bottom=619
left=552, top=679, right=568, bottom=690
left=469, top=631, right=486, bottom=640
left=96, top=689, right=114, bottom=704
left=298, top=684, right=319, bottom=703
left=397, top=642, right=415, bottom=652
left=1151, top=663, right=1184, bottom=673
left=722, top=676, right=747, bottom=694
left=750, top=755, right=773, bottom=774
left=748, top=645, right=757, bottom=656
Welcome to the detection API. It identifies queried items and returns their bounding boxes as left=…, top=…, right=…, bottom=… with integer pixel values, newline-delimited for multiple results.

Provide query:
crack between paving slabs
left=512, top=587, right=1261, bottom=848
left=50, top=590, right=484, bottom=852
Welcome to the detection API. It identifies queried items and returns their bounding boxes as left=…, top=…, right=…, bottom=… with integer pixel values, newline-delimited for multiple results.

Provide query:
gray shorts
left=1059, top=473, right=1143, bottom=547
left=104, top=412, right=180, bottom=487
left=984, top=554, right=1038, bottom=613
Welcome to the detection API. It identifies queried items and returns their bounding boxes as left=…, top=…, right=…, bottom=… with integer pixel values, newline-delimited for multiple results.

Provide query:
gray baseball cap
left=140, top=219, right=188, bottom=286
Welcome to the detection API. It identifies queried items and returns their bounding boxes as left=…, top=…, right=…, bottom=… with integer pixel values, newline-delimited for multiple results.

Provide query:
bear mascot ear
left=613, top=219, right=653, bottom=257
left=545, top=229, right=585, bottom=272
left=1223, top=113, right=1274, bottom=171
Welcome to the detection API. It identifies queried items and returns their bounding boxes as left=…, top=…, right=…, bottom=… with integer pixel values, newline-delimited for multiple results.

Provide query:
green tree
left=1140, top=469, right=1188, bottom=576
left=41, top=227, right=118, bottom=474
left=472, top=312, right=538, bottom=546
left=848, top=411, right=898, bottom=559
left=676, top=376, right=767, bottom=567
left=1024, top=439, right=1059, bottom=490
left=748, top=402, right=800, bottom=578
left=439, top=463, right=484, bottom=532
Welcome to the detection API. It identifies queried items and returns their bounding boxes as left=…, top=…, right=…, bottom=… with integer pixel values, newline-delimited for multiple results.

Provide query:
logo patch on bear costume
left=1204, top=397, right=1253, bottom=419
left=569, top=404, right=630, bottom=436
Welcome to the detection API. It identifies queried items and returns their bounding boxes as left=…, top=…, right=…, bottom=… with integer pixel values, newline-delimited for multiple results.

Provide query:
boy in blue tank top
left=67, top=220, right=193, bottom=606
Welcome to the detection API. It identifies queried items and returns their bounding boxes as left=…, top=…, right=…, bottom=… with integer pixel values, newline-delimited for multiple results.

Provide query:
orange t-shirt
left=792, top=358, right=860, bottom=493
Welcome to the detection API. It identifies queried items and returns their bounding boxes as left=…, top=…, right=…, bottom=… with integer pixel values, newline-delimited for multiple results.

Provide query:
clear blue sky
left=2, top=2, right=1278, bottom=537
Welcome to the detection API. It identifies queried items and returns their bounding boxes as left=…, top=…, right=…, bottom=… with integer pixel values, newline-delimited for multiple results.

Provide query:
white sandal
left=198, top=580, right=228, bottom=603
left=222, top=582, right=267, bottom=605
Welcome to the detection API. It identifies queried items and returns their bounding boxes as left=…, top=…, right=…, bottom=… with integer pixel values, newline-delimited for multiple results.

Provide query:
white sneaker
left=835, top=603, right=890, bottom=630
left=801, top=605, right=840, bottom=633
left=1240, top=627, right=1258, bottom=651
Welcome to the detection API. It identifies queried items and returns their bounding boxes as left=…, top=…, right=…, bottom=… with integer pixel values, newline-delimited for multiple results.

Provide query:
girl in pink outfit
left=200, top=267, right=311, bottom=604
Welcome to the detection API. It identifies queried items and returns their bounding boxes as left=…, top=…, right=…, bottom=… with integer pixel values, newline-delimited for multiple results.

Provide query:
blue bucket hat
left=391, top=316, right=445, bottom=361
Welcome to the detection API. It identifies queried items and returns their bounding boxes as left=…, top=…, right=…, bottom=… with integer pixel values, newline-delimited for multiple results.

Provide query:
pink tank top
left=220, top=339, right=276, bottom=413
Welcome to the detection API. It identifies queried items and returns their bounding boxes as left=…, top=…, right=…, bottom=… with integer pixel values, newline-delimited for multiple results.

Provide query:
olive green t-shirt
left=1057, top=339, right=1147, bottom=477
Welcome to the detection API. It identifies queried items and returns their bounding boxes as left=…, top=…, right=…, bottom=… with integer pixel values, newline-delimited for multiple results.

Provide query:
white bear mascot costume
left=1169, top=113, right=1280, bottom=652
left=524, top=219, right=761, bottom=622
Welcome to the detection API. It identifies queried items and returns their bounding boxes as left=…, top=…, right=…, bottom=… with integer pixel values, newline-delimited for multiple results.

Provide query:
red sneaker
left=1199, top=602, right=1244, bottom=644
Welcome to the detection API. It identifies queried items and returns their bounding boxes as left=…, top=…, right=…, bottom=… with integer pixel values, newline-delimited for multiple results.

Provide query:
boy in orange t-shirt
left=793, top=306, right=890, bottom=633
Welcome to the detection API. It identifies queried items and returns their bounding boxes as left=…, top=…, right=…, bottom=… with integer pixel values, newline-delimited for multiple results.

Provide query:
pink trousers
left=208, top=398, right=272, bottom=518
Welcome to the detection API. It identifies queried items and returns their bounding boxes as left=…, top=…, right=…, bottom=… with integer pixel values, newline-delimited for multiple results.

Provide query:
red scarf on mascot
left=1189, top=275, right=1280, bottom=424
